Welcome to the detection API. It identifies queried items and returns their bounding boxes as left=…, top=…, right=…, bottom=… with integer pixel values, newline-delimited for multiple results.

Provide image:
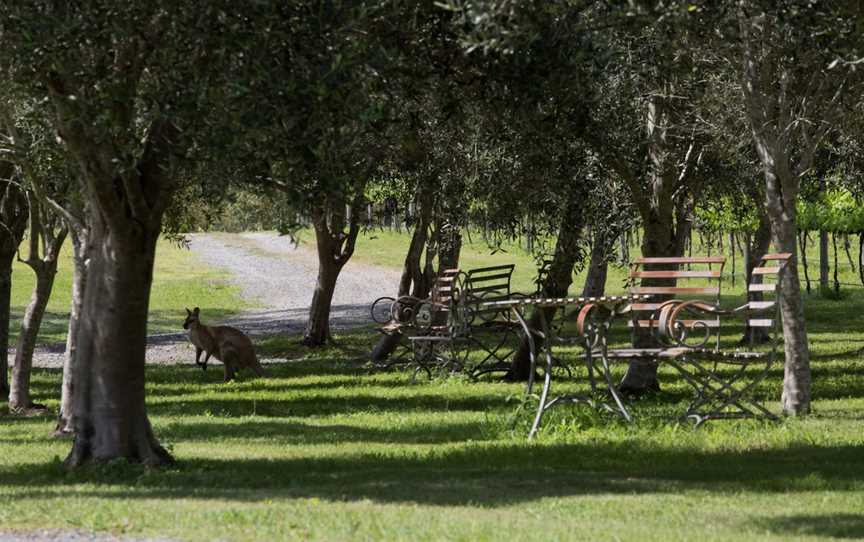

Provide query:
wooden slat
left=752, top=266, right=781, bottom=275
left=748, top=283, right=776, bottom=292
left=466, top=284, right=510, bottom=294
left=631, top=286, right=720, bottom=295
left=634, top=257, right=726, bottom=264
left=748, top=319, right=774, bottom=327
left=628, top=319, right=721, bottom=328
left=748, top=301, right=776, bottom=310
left=630, top=270, right=722, bottom=279
left=465, top=273, right=513, bottom=284
left=468, top=264, right=514, bottom=272
left=761, top=253, right=792, bottom=261
left=630, top=303, right=664, bottom=311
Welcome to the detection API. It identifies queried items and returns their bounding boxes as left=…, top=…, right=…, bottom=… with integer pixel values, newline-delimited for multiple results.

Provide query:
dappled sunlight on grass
left=3, top=325, right=864, bottom=540
left=4, top=232, right=864, bottom=540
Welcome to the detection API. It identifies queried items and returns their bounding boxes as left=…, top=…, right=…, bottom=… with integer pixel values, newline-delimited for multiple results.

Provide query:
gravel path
left=31, top=232, right=401, bottom=368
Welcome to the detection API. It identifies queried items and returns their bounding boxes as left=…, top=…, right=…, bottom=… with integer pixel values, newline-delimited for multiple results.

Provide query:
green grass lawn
left=8, top=238, right=247, bottom=345
left=1, top=328, right=863, bottom=541
left=2, top=230, right=864, bottom=541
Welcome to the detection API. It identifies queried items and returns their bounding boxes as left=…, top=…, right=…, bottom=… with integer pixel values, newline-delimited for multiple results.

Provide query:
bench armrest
left=658, top=298, right=777, bottom=348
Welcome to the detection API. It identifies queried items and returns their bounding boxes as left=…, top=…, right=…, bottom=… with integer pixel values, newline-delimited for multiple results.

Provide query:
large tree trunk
left=56, top=230, right=88, bottom=435
left=66, top=218, right=172, bottom=466
left=506, top=194, right=585, bottom=381
left=587, top=93, right=698, bottom=395
left=737, top=3, right=828, bottom=416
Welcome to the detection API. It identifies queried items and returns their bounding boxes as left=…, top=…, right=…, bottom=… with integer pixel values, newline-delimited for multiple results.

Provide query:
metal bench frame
left=578, top=253, right=791, bottom=426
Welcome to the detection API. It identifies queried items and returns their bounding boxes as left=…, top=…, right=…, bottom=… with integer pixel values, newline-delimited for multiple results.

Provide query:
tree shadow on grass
left=147, top=392, right=511, bottom=418
left=753, top=514, right=864, bottom=539
left=142, top=375, right=423, bottom=398
left=3, top=441, right=863, bottom=507
left=157, top=418, right=491, bottom=445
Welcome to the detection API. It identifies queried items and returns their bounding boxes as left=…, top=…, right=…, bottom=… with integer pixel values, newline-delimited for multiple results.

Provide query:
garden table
left=483, top=294, right=651, bottom=439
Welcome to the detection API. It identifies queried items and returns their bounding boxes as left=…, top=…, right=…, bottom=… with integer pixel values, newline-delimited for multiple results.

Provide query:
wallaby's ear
left=186, top=308, right=192, bottom=316
left=193, top=307, right=200, bottom=315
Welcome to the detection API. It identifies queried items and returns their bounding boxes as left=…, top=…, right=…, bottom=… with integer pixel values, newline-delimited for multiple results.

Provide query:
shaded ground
left=31, top=232, right=401, bottom=368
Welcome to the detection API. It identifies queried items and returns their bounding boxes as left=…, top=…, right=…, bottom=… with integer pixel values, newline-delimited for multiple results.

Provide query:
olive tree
left=0, top=94, right=87, bottom=429
left=0, top=1, right=244, bottom=465
left=731, top=0, right=864, bottom=414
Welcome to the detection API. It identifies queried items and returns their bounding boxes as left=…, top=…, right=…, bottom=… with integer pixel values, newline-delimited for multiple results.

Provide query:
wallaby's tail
left=253, top=357, right=266, bottom=378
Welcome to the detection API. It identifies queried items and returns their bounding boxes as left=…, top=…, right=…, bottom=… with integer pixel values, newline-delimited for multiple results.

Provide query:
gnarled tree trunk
left=760, top=159, right=811, bottom=415
left=55, top=115, right=182, bottom=467
left=67, top=216, right=171, bottom=466
left=303, top=187, right=365, bottom=347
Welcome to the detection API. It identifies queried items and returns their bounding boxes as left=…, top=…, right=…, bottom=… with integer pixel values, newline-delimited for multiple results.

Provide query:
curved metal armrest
left=575, top=302, right=617, bottom=348
left=575, top=302, right=599, bottom=338
left=390, top=295, right=426, bottom=325
left=655, top=299, right=718, bottom=347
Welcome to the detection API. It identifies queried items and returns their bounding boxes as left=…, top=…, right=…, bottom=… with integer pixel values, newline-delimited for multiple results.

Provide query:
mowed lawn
left=1, top=230, right=864, bottom=541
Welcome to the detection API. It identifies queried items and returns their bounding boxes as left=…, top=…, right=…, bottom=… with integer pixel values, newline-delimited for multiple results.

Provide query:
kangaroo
left=183, top=307, right=265, bottom=382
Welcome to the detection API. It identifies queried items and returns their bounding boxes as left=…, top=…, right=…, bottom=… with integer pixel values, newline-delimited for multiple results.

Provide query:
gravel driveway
left=32, top=232, right=401, bottom=367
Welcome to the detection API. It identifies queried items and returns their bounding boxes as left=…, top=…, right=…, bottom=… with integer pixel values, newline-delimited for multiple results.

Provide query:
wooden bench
left=370, top=268, right=462, bottom=372
left=577, top=253, right=791, bottom=424
left=618, top=256, right=726, bottom=359
left=655, top=253, right=791, bottom=424
left=459, top=264, right=521, bottom=376
left=372, top=263, right=524, bottom=377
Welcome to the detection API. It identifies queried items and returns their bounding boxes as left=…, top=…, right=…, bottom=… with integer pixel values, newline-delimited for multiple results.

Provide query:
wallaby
left=183, top=307, right=265, bottom=382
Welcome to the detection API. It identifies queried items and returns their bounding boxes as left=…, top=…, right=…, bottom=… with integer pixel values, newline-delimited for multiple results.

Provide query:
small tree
left=8, top=195, right=67, bottom=412
left=731, top=1, right=864, bottom=414
left=1, top=95, right=84, bottom=425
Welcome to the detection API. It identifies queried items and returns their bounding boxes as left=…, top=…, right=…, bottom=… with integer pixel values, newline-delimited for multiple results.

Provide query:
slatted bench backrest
left=746, top=252, right=791, bottom=344
left=462, top=264, right=515, bottom=321
left=426, top=268, right=461, bottom=326
left=432, top=268, right=461, bottom=303
left=628, top=256, right=726, bottom=348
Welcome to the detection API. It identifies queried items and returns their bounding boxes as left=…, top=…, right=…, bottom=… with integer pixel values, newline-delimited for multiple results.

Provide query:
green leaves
left=798, top=187, right=864, bottom=234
